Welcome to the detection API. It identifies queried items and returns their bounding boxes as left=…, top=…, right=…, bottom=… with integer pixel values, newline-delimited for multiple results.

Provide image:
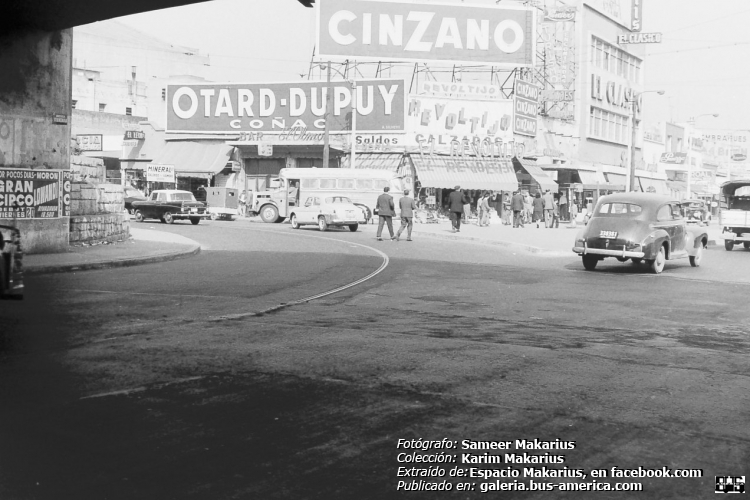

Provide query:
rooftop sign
left=317, top=0, right=536, bottom=67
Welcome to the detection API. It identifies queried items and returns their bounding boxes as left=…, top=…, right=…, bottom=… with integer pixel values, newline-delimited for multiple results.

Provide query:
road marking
left=80, top=376, right=206, bottom=400
left=211, top=229, right=390, bottom=320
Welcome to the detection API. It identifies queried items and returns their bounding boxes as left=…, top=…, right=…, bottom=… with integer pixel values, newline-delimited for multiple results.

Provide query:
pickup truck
left=719, top=179, right=750, bottom=251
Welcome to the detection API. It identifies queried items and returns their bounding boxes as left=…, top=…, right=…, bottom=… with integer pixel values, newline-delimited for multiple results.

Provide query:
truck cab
left=719, top=180, right=750, bottom=251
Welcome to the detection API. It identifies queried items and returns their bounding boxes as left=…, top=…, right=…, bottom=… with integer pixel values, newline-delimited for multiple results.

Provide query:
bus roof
left=279, top=168, right=400, bottom=179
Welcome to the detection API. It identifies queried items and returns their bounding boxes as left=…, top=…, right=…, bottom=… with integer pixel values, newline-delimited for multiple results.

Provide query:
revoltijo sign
left=317, top=0, right=536, bottom=67
left=0, top=168, right=72, bottom=219
left=166, top=79, right=406, bottom=134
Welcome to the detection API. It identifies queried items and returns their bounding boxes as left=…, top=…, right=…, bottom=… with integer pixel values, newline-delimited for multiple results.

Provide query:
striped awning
left=410, top=155, right=518, bottom=191
left=340, top=152, right=403, bottom=170
left=516, top=158, right=558, bottom=192
left=150, top=141, right=234, bottom=177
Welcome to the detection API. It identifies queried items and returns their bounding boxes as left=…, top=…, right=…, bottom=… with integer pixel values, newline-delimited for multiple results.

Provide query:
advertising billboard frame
left=165, top=78, right=407, bottom=136
left=316, top=0, right=537, bottom=68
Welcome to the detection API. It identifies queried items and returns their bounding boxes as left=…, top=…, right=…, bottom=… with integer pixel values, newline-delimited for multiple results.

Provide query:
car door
left=653, top=203, right=679, bottom=253
left=155, top=192, right=169, bottom=218
left=298, top=197, right=316, bottom=223
left=669, top=202, right=687, bottom=253
left=142, top=192, right=159, bottom=218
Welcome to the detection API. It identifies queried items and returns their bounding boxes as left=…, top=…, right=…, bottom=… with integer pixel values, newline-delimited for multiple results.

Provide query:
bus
left=250, top=168, right=404, bottom=223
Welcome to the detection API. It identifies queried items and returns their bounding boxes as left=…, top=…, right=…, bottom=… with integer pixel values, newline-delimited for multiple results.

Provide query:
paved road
left=1, top=221, right=747, bottom=499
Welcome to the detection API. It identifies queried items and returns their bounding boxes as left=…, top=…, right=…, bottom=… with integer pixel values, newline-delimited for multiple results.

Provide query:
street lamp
left=626, top=90, right=665, bottom=192
left=686, top=113, right=719, bottom=198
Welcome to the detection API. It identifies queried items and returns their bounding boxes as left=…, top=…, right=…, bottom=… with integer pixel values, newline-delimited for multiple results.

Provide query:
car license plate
left=191, top=208, right=198, bottom=213
left=599, top=230, right=617, bottom=239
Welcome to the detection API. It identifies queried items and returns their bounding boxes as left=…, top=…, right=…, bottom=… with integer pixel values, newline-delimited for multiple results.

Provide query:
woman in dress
left=532, top=192, right=545, bottom=228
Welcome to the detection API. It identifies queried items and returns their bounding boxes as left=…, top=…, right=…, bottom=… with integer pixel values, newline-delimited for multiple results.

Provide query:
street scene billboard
left=317, top=0, right=536, bottom=67
left=405, top=95, right=513, bottom=154
left=513, top=80, right=540, bottom=137
left=0, top=168, right=72, bottom=219
left=166, top=79, right=406, bottom=134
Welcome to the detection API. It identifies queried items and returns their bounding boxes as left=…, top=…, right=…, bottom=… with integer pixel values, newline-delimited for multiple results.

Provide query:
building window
left=125, top=107, right=132, bottom=116
left=592, top=36, right=641, bottom=82
left=590, top=106, right=630, bottom=145
left=99, top=103, right=106, bottom=112
left=71, top=100, right=77, bottom=109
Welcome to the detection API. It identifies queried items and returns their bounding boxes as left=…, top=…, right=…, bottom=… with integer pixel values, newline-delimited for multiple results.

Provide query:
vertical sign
left=631, top=0, right=642, bottom=31
left=513, top=80, right=540, bottom=137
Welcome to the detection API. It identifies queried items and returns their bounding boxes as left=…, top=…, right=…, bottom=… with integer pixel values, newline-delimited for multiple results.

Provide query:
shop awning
left=577, top=169, right=600, bottom=186
left=410, top=155, right=518, bottom=191
left=340, top=152, right=403, bottom=170
left=666, top=180, right=687, bottom=193
left=605, top=173, right=627, bottom=190
left=638, top=177, right=669, bottom=195
left=150, top=141, right=234, bottom=177
left=516, top=159, right=558, bottom=192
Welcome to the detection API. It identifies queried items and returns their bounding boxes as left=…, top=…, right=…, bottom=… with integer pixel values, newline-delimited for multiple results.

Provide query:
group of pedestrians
left=375, top=186, right=416, bottom=241
left=510, top=189, right=561, bottom=228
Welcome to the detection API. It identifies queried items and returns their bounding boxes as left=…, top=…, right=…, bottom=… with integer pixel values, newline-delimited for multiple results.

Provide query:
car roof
left=720, top=179, right=750, bottom=193
left=152, top=190, right=192, bottom=194
left=596, top=192, right=677, bottom=208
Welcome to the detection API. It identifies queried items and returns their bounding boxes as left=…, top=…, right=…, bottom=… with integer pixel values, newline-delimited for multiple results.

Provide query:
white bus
left=250, top=168, right=404, bottom=223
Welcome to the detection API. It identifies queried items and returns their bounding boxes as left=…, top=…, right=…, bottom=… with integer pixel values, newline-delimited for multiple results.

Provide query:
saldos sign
left=317, top=0, right=536, bottom=67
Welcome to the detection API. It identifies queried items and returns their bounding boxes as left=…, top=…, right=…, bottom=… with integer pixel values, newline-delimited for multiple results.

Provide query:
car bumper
left=330, top=219, right=365, bottom=225
left=720, top=231, right=750, bottom=241
left=175, top=212, right=211, bottom=219
left=572, top=246, right=645, bottom=258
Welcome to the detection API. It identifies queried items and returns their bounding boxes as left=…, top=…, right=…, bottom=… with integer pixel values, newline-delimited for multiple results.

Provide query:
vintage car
left=289, top=196, right=366, bottom=232
left=679, top=199, right=711, bottom=226
left=131, top=189, right=210, bottom=225
left=572, top=193, right=708, bottom=274
left=719, top=179, right=750, bottom=250
left=123, top=186, right=147, bottom=214
left=0, top=224, right=24, bottom=299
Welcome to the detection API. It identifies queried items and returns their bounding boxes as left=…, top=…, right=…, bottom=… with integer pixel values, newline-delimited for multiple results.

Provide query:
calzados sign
left=167, top=80, right=406, bottom=134
left=317, top=0, right=535, bottom=67
left=0, top=168, right=72, bottom=219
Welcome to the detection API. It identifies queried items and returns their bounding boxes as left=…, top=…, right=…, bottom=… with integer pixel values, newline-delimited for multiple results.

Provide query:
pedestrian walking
left=479, top=192, right=491, bottom=226
left=502, top=192, right=512, bottom=225
left=375, top=186, right=396, bottom=241
left=543, top=189, right=555, bottom=228
left=523, top=192, right=533, bottom=224
left=532, top=192, right=545, bottom=228
left=448, top=186, right=465, bottom=232
left=569, top=200, right=579, bottom=227
left=511, top=190, right=525, bottom=228
left=559, top=192, right=568, bottom=222
left=462, top=190, right=471, bottom=224
left=395, top=189, right=416, bottom=241
left=551, top=198, right=560, bottom=228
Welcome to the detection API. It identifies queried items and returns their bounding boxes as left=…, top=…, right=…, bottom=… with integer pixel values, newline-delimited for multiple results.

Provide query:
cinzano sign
left=317, top=0, right=535, bottom=67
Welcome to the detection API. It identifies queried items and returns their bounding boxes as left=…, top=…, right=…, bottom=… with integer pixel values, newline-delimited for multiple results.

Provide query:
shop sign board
left=167, top=79, right=406, bottom=134
left=146, top=164, right=175, bottom=183
left=317, top=0, right=536, bottom=67
left=76, top=134, right=103, bottom=152
left=405, top=95, right=513, bottom=153
left=544, top=7, right=576, bottom=22
left=700, top=130, right=749, bottom=163
left=540, top=89, right=574, bottom=102
left=584, top=0, right=632, bottom=28
left=419, top=82, right=503, bottom=100
left=513, top=80, right=540, bottom=137
left=618, top=33, right=662, bottom=44
left=631, top=0, right=643, bottom=31
left=659, top=152, right=687, bottom=164
left=0, top=168, right=71, bottom=219
left=124, top=130, right=146, bottom=141
left=258, top=144, right=273, bottom=157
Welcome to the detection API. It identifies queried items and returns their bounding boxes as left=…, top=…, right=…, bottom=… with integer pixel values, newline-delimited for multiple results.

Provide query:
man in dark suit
left=375, top=186, right=396, bottom=241
left=448, top=186, right=465, bottom=232
left=511, top=190, right=526, bottom=228
left=395, top=189, right=417, bottom=241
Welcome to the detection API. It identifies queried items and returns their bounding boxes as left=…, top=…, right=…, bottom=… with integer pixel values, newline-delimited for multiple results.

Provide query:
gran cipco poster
left=0, top=168, right=71, bottom=219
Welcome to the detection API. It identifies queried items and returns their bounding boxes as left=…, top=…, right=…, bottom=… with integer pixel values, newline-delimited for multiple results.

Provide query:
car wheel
left=744, top=242, right=750, bottom=250
left=725, top=240, right=735, bottom=251
left=210, top=212, right=218, bottom=221
left=318, top=217, right=328, bottom=232
left=348, top=223, right=358, bottom=232
left=190, top=217, right=200, bottom=225
left=689, top=245, right=703, bottom=267
left=163, top=212, right=174, bottom=224
left=650, top=245, right=666, bottom=274
left=631, top=258, right=643, bottom=264
left=260, top=204, right=280, bottom=223
left=616, top=256, right=629, bottom=262
left=134, top=210, right=144, bottom=223
left=290, top=214, right=300, bottom=229
left=582, top=255, right=598, bottom=271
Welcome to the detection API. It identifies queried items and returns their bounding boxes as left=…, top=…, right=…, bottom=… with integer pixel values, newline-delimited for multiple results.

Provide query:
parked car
left=131, top=189, right=210, bottom=225
left=573, top=193, right=708, bottom=274
left=0, top=224, right=24, bottom=299
left=679, top=199, right=711, bottom=226
left=719, top=179, right=750, bottom=251
left=289, top=196, right=366, bottom=232
left=123, top=186, right=147, bottom=214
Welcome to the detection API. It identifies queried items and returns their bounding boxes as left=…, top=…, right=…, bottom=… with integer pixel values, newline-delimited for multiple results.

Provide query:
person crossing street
left=375, top=186, right=396, bottom=241
left=395, top=189, right=417, bottom=241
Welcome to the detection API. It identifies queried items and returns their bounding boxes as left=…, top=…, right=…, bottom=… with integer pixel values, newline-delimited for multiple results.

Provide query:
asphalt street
left=1, top=220, right=748, bottom=500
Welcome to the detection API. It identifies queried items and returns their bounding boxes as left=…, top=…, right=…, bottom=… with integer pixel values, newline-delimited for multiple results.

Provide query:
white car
left=289, top=196, right=366, bottom=232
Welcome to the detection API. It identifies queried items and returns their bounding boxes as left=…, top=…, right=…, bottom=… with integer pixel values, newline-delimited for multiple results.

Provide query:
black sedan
left=573, top=193, right=708, bottom=274
left=123, top=186, right=147, bottom=214
left=131, top=190, right=210, bottom=225
left=679, top=199, right=711, bottom=226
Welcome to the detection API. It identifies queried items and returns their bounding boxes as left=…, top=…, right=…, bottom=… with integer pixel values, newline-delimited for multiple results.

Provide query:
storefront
left=513, top=158, right=558, bottom=195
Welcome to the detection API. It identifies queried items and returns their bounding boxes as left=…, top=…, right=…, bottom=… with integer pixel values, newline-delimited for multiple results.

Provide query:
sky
left=114, top=0, right=750, bottom=131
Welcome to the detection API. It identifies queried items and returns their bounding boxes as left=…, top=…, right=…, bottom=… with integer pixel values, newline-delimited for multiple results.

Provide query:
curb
left=24, top=244, right=201, bottom=275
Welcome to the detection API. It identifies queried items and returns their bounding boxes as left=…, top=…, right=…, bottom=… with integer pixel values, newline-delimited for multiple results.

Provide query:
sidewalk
left=24, top=228, right=201, bottom=274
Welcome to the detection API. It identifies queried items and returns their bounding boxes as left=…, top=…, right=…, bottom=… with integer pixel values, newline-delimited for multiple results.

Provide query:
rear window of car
left=171, top=193, right=196, bottom=202
left=595, top=203, right=643, bottom=216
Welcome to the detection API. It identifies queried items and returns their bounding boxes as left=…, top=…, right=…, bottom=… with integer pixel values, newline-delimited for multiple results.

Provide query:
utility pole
left=322, top=62, right=331, bottom=169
